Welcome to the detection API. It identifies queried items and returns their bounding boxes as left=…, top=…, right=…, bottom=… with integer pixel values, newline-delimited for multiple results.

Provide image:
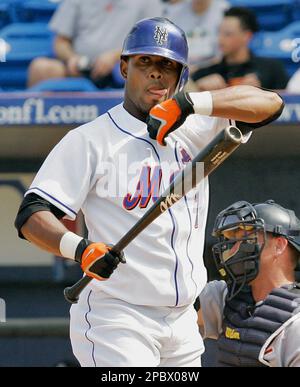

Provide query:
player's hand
left=239, top=73, right=261, bottom=88
left=146, top=91, right=195, bottom=146
left=78, top=242, right=126, bottom=281
left=66, top=55, right=82, bottom=77
left=91, top=50, right=119, bottom=79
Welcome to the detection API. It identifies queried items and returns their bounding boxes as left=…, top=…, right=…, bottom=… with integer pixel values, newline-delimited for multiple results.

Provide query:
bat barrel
left=227, top=125, right=243, bottom=142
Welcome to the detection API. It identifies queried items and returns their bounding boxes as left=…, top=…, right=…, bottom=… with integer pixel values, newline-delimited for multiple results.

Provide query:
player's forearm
left=21, top=211, right=70, bottom=256
left=209, top=85, right=283, bottom=123
left=147, top=86, right=284, bottom=146
left=197, top=308, right=205, bottom=336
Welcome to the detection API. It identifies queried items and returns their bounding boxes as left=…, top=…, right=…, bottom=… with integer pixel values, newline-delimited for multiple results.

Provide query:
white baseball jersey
left=26, top=103, right=231, bottom=307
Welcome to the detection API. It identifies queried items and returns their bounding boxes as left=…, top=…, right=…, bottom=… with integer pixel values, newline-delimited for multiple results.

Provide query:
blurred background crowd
left=0, top=0, right=300, bottom=93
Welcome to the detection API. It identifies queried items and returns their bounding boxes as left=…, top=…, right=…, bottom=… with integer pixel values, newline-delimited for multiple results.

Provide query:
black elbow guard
left=15, top=193, right=66, bottom=239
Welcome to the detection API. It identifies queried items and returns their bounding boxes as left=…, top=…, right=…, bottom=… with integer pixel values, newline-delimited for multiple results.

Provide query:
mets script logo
left=122, top=166, right=180, bottom=211
left=123, top=166, right=162, bottom=210
left=154, top=26, right=168, bottom=46
left=123, top=147, right=191, bottom=212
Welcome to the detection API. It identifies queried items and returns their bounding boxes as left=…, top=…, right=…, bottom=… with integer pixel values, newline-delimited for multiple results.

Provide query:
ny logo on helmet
left=154, top=26, right=168, bottom=46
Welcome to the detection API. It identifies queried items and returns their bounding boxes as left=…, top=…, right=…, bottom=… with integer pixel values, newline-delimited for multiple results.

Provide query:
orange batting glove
left=75, top=241, right=125, bottom=281
left=146, top=91, right=195, bottom=146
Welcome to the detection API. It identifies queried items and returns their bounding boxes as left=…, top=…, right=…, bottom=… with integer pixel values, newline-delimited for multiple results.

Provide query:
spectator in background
left=161, top=0, right=184, bottom=14
left=163, top=0, right=228, bottom=72
left=191, top=7, right=289, bottom=91
left=287, top=68, right=300, bottom=92
left=28, top=0, right=163, bottom=88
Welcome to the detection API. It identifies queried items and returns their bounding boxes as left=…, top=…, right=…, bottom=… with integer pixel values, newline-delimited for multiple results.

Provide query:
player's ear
left=120, top=57, right=128, bottom=79
left=274, top=236, right=288, bottom=256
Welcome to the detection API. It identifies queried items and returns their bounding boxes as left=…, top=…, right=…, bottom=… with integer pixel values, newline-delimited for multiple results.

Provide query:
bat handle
left=64, top=276, right=92, bottom=304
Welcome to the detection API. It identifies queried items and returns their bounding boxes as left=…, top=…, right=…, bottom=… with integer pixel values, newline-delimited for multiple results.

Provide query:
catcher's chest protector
left=218, top=284, right=300, bottom=367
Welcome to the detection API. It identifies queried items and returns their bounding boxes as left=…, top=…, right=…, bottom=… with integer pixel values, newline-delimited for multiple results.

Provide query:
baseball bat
left=64, top=125, right=243, bottom=303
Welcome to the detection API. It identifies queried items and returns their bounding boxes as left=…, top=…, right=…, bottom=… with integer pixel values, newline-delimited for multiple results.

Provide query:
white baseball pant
left=70, top=285, right=204, bottom=367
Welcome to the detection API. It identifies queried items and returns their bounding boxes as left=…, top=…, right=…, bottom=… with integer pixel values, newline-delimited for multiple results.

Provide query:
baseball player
left=199, top=200, right=300, bottom=367
left=15, top=17, right=283, bottom=367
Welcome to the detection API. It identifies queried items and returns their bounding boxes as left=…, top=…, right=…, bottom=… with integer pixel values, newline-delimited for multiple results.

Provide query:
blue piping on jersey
left=27, top=187, right=77, bottom=216
left=107, top=111, right=161, bottom=160
left=174, top=143, right=198, bottom=299
left=85, top=289, right=96, bottom=367
left=107, top=110, right=180, bottom=306
left=168, top=209, right=179, bottom=306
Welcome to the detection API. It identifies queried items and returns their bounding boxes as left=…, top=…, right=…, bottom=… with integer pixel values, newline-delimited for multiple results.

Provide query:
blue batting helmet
left=121, top=17, right=189, bottom=91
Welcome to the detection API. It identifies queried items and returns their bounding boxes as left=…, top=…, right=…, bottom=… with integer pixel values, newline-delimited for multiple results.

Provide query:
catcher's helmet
left=121, top=17, right=189, bottom=91
left=253, top=200, right=300, bottom=254
left=212, top=200, right=300, bottom=299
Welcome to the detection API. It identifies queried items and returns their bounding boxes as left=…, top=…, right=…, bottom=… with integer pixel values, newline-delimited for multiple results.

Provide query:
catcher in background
left=198, top=200, right=300, bottom=367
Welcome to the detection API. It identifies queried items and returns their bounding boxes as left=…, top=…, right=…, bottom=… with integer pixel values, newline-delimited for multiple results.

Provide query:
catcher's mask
left=212, top=200, right=300, bottom=300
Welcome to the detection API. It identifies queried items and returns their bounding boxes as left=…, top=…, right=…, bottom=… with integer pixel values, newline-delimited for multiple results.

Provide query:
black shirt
left=191, top=53, right=289, bottom=90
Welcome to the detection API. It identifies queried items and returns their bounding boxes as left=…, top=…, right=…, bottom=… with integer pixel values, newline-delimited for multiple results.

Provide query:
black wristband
left=174, top=91, right=195, bottom=115
left=74, top=238, right=92, bottom=264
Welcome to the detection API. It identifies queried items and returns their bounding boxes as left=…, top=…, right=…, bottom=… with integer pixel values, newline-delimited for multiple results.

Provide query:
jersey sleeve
left=49, top=0, right=79, bottom=38
left=261, top=315, right=300, bottom=367
left=26, top=129, right=98, bottom=220
left=282, top=317, right=300, bottom=367
left=199, top=280, right=227, bottom=339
